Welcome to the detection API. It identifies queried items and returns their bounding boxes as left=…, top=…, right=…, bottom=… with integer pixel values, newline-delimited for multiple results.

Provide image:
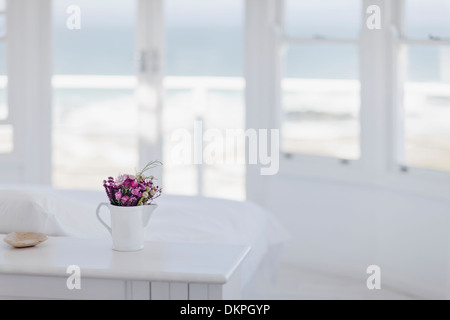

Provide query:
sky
left=53, top=0, right=243, bottom=29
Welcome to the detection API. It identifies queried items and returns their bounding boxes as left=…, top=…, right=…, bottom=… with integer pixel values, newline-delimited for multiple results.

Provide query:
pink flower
left=121, top=195, right=129, bottom=203
left=131, top=189, right=141, bottom=197
left=130, top=180, right=138, bottom=188
left=115, top=191, right=122, bottom=200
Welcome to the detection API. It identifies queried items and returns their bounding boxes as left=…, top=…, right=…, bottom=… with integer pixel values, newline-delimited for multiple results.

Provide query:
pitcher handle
left=96, top=202, right=112, bottom=235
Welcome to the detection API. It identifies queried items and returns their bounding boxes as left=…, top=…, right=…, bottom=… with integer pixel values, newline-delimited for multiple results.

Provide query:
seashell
left=3, top=232, right=48, bottom=248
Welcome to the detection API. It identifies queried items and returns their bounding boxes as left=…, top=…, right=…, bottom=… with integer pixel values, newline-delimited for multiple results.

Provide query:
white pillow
left=0, top=189, right=107, bottom=237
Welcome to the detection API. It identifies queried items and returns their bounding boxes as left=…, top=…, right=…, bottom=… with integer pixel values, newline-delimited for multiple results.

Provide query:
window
left=0, top=0, right=12, bottom=154
left=52, top=0, right=138, bottom=189
left=402, top=0, right=450, bottom=173
left=163, top=0, right=245, bottom=200
left=282, top=0, right=361, bottom=160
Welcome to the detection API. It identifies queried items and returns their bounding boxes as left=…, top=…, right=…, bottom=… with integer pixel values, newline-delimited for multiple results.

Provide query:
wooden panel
left=127, top=281, right=150, bottom=300
left=0, top=274, right=127, bottom=300
left=207, top=284, right=223, bottom=300
left=188, top=283, right=208, bottom=300
left=169, top=282, right=188, bottom=300
left=150, top=281, right=170, bottom=300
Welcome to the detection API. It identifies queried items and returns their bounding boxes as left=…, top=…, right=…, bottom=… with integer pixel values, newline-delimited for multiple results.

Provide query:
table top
left=0, top=236, right=250, bottom=284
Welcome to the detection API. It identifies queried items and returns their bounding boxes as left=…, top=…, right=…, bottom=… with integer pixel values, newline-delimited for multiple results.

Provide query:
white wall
left=267, top=174, right=450, bottom=299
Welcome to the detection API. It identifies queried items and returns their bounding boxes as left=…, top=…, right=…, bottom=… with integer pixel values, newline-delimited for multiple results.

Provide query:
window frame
left=279, top=0, right=363, bottom=172
left=0, top=2, right=13, bottom=158
left=0, top=0, right=52, bottom=183
left=397, top=0, right=450, bottom=180
left=1, top=0, right=449, bottom=200
left=274, top=0, right=450, bottom=200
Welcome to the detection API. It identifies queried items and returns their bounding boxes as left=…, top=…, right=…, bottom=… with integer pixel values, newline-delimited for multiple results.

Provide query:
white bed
left=0, top=185, right=288, bottom=299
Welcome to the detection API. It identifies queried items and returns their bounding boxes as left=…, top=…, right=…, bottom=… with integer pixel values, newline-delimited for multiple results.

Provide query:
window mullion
left=136, top=0, right=164, bottom=182
left=245, top=0, right=283, bottom=205
left=390, top=0, right=406, bottom=171
left=360, top=0, right=399, bottom=176
left=5, top=0, right=52, bottom=182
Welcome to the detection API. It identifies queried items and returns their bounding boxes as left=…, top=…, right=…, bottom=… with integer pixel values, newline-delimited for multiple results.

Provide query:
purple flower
left=131, top=189, right=142, bottom=197
left=103, top=161, right=162, bottom=206
left=129, top=196, right=138, bottom=206
left=121, top=195, right=130, bottom=204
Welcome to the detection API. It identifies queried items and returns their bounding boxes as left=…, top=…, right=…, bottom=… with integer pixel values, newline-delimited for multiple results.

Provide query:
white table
left=0, top=236, right=250, bottom=300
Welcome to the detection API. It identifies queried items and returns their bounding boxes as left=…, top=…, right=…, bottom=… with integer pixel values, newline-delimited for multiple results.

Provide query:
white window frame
left=0, top=2, right=13, bottom=159
left=137, top=0, right=164, bottom=182
left=394, top=0, right=450, bottom=184
left=0, top=3, right=14, bottom=161
left=2, top=0, right=448, bottom=201
left=280, top=0, right=363, bottom=174
left=0, top=0, right=52, bottom=184
left=245, top=0, right=450, bottom=203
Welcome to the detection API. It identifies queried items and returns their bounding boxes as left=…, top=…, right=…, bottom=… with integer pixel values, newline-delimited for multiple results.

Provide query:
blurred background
left=43, top=0, right=450, bottom=197
left=1, top=0, right=450, bottom=299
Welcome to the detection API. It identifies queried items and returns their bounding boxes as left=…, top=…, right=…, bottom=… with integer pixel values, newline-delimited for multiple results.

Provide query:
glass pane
left=404, top=46, right=450, bottom=172
left=162, top=89, right=198, bottom=196
left=285, top=0, right=361, bottom=39
left=0, top=41, right=4, bottom=74
left=0, top=14, right=5, bottom=38
left=164, top=0, right=245, bottom=201
left=53, top=88, right=138, bottom=189
left=405, top=0, right=450, bottom=40
left=0, top=125, right=13, bottom=154
left=52, top=0, right=137, bottom=190
left=165, top=0, right=243, bottom=76
left=53, top=0, right=136, bottom=75
left=203, top=89, right=245, bottom=201
left=282, top=44, right=360, bottom=159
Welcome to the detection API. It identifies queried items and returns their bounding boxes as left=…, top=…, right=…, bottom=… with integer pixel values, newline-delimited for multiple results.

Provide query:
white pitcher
left=96, top=203, right=157, bottom=251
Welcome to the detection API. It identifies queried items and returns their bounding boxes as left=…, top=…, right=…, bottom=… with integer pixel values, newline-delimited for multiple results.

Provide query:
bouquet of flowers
left=103, top=161, right=162, bottom=207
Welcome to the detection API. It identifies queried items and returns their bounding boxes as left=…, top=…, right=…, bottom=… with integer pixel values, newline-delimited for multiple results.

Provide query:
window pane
left=53, top=0, right=135, bottom=75
left=162, top=89, right=198, bottom=196
left=0, top=0, right=5, bottom=11
left=52, top=0, right=137, bottom=190
left=0, top=41, right=6, bottom=120
left=282, top=44, right=360, bottom=160
left=166, top=0, right=243, bottom=77
left=405, top=0, right=450, bottom=40
left=164, top=0, right=245, bottom=201
left=53, top=88, right=138, bottom=189
left=0, top=14, right=5, bottom=38
left=0, top=125, right=13, bottom=154
left=203, top=89, right=245, bottom=201
left=404, top=46, right=450, bottom=172
left=285, top=0, right=361, bottom=39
